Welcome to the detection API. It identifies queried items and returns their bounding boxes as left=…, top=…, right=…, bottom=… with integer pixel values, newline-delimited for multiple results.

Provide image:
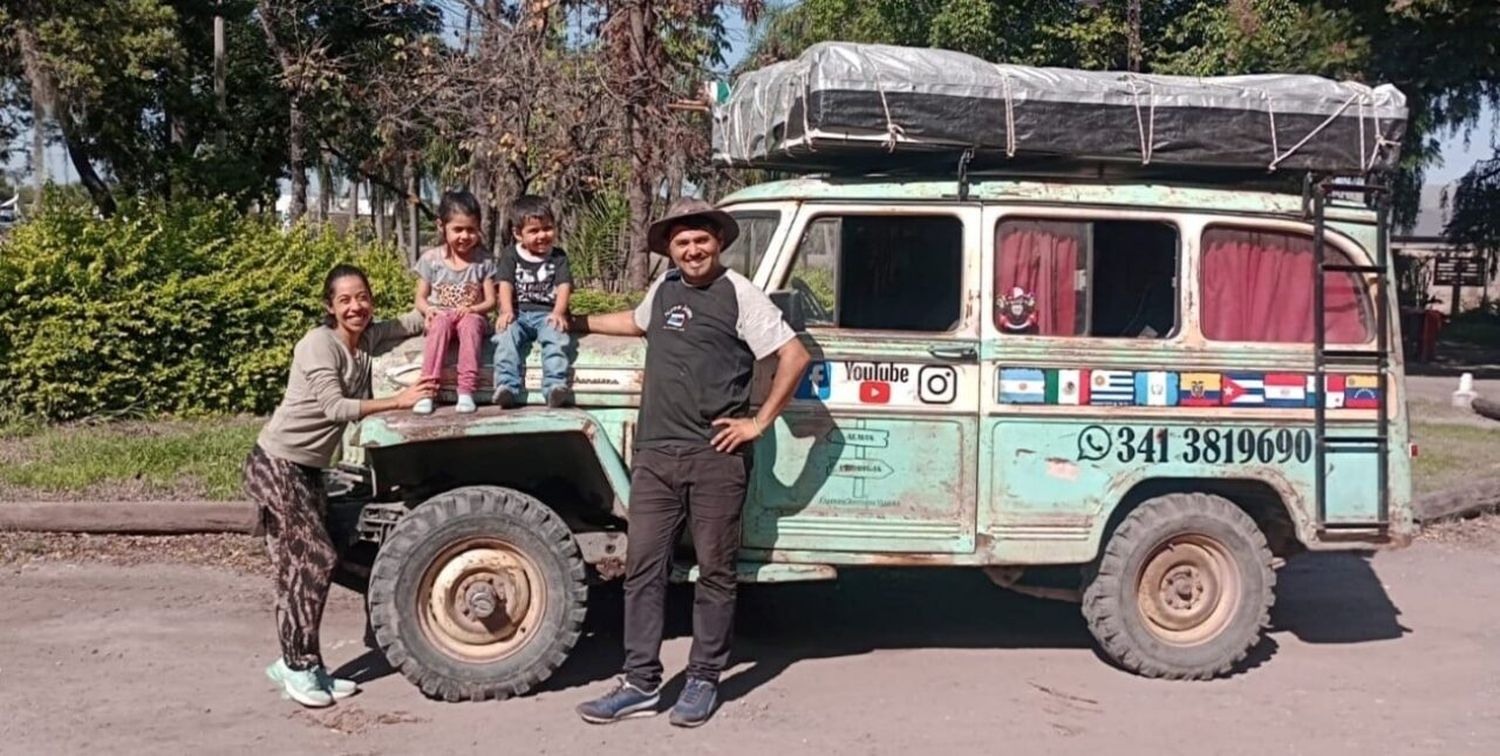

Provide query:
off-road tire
left=1082, top=493, right=1275, bottom=680
left=368, top=486, right=587, bottom=701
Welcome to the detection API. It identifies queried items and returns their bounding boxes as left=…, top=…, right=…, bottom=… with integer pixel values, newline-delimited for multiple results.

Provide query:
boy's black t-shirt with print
left=497, top=246, right=572, bottom=311
left=631, top=268, right=797, bottom=452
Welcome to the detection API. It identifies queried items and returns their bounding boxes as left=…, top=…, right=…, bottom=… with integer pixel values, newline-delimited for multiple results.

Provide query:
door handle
left=927, top=346, right=977, bottom=361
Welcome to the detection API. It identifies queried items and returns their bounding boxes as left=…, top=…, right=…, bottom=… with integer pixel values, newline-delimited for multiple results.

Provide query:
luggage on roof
left=712, top=42, right=1408, bottom=177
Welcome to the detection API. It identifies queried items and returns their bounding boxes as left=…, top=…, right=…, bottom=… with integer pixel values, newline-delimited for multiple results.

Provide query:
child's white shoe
left=412, top=398, right=434, bottom=415
left=455, top=394, right=477, bottom=414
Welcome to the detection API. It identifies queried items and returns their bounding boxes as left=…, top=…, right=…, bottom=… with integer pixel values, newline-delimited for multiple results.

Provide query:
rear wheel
left=1082, top=493, right=1274, bottom=679
left=368, top=486, right=587, bottom=701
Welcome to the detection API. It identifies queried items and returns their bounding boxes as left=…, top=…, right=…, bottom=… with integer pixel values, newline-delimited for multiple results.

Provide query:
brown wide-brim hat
left=647, top=198, right=739, bottom=254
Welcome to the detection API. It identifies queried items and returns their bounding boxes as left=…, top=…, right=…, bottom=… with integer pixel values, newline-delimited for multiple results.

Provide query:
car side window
left=995, top=218, right=1178, bottom=338
left=1200, top=226, right=1373, bottom=343
left=785, top=214, right=964, bottom=332
left=721, top=211, right=780, bottom=278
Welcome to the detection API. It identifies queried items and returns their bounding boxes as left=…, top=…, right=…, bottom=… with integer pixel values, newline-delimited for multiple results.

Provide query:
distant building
left=1392, top=184, right=1495, bottom=313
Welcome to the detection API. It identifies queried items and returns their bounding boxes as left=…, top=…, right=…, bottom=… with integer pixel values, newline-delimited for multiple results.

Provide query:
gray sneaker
left=576, top=678, right=660, bottom=724
left=668, top=678, right=718, bottom=728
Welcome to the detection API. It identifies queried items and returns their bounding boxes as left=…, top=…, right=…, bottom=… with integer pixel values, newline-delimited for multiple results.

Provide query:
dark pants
left=622, top=445, right=750, bottom=690
left=242, top=445, right=338, bottom=671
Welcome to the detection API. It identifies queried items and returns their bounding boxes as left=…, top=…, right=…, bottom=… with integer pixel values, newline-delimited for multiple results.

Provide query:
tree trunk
left=373, top=183, right=387, bottom=243
left=622, top=1, right=658, bottom=291
left=30, top=100, right=45, bottom=214
left=16, top=24, right=49, bottom=215
left=406, top=156, right=421, bottom=260
left=666, top=151, right=685, bottom=205
left=349, top=178, right=360, bottom=239
left=59, top=122, right=117, bottom=217
left=317, top=158, right=332, bottom=223
left=1127, top=0, right=1142, bottom=73
left=256, top=3, right=307, bottom=223
left=393, top=180, right=405, bottom=254
left=287, top=96, right=309, bottom=223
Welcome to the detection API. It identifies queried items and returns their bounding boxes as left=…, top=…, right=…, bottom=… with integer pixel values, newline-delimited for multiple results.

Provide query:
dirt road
left=2, top=528, right=1497, bottom=756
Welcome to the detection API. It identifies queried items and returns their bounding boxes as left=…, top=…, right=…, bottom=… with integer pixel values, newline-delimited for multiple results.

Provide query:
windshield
left=721, top=210, right=781, bottom=278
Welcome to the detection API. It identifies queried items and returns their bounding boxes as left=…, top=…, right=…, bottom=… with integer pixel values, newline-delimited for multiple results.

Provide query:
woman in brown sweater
left=244, top=264, right=436, bottom=707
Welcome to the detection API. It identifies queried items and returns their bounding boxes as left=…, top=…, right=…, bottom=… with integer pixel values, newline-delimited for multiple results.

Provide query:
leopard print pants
left=242, top=445, right=338, bottom=671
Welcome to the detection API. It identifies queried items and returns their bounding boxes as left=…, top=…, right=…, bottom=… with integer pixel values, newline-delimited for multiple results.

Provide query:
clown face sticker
left=997, top=287, right=1038, bottom=333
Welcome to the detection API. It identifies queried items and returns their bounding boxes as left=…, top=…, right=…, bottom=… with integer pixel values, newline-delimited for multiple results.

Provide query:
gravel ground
left=2, top=529, right=1498, bottom=755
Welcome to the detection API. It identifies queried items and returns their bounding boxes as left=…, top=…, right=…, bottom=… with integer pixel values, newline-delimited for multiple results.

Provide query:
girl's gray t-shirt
left=414, top=247, right=496, bottom=309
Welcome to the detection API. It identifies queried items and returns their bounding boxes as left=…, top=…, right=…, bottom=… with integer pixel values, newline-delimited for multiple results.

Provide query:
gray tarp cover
left=713, top=42, right=1408, bottom=175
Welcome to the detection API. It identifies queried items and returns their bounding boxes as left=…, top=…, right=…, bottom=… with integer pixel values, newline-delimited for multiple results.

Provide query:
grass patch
left=1411, top=420, right=1500, bottom=495
left=0, top=417, right=262, bottom=500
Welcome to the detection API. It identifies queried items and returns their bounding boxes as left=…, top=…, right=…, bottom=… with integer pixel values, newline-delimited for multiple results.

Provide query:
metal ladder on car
left=1310, top=178, right=1390, bottom=530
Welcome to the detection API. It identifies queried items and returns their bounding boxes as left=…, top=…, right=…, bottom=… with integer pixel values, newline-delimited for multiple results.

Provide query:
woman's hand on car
left=393, top=378, right=439, bottom=409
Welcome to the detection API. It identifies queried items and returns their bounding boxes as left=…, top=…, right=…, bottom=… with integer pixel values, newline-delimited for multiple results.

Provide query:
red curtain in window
left=997, top=221, right=1081, bottom=335
left=1201, top=229, right=1371, bottom=343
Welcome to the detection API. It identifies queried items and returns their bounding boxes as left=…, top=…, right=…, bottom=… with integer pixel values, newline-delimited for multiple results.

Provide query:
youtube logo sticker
left=859, top=381, right=891, bottom=404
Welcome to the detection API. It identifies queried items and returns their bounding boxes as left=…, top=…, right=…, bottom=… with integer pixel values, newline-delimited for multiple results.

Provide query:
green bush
left=569, top=288, right=642, bottom=315
left=0, top=198, right=414, bottom=420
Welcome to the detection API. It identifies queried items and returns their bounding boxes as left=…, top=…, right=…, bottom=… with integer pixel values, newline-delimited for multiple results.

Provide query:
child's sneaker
left=412, top=398, right=434, bottom=415
left=265, top=659, right=334, bottom=708
left=546, top=388, right=575, bottom=408
left=455, top=394, right=477, bottom=414
left=492, top=388, right=517, bottom=409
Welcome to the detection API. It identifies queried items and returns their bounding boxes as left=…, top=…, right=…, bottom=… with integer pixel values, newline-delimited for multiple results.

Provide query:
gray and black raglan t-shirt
left=632, top=268, right=797, bottom=451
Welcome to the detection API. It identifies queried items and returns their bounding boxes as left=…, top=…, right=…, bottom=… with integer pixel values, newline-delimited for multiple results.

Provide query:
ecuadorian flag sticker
left=1178, top=373, right=1222, bottom=406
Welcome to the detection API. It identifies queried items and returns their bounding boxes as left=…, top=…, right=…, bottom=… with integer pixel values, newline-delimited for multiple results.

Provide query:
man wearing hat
left=573, top=198, right=811, bottom=727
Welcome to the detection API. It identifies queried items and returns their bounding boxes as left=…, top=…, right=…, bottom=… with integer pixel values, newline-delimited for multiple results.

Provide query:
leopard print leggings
left=242, top=445, right=338, bottom=671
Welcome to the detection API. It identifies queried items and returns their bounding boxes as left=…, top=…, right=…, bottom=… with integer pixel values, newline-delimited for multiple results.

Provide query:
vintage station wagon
left=329, top=174, right=1412, bottom=701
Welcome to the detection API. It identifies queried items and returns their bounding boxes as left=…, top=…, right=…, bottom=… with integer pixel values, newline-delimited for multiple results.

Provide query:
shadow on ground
left=540, top=551, right=1406, bottom=702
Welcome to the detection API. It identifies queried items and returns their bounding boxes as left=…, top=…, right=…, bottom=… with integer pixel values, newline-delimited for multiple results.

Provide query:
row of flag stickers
left=997, top=369, right=1381, bottom=408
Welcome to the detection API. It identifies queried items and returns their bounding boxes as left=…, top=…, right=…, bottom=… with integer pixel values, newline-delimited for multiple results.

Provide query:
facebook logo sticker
left=797, top=361, right=832, bottom=400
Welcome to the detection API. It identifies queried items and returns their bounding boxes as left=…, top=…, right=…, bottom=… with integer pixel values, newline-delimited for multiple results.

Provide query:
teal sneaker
left=313, top=665, right=359, bottom=699
left=265, top=659, right=334, bottom=708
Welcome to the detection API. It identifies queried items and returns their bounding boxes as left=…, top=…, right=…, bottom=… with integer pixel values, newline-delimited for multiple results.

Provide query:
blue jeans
left=493, top=310, right=570, bottom=397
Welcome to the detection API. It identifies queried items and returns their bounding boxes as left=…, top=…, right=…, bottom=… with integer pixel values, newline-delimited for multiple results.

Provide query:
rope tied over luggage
left=1268, top=91, right=1362, bottom=171
left=1124, top=74, right=1158, bottom=165
left=1001, top=71, right=1018, bottom=157
left=854, top=47, right=905, bottom=152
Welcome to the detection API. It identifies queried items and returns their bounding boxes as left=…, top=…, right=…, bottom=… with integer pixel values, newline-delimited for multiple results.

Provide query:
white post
left=1452, top=372, right=1478, bottom=408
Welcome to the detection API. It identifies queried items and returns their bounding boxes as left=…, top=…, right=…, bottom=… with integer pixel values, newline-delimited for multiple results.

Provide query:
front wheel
left=1082, top=493, right=1275, bottom=680
left=367, top=486, right=587, bottom=701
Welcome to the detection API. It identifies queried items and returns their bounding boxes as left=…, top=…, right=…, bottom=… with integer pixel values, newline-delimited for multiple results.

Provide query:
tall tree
left=605, top=1, right=762, bottom=289
left=255, top=0, right=437, bottom=223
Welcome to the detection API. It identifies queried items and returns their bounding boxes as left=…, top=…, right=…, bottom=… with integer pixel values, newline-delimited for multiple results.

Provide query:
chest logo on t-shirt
left=663, top=303, right=693, bottom=331
left=514, top=260, right=558, bottom=305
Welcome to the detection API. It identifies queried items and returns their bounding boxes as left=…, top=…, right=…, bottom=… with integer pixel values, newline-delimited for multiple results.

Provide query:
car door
left=741, top=202, right=984, bottom=556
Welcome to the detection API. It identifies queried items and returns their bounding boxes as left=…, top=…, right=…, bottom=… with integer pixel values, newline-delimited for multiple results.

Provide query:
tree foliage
left=1445, top=152, right=1500, bottom=282
left=3, top=0, right=1499, bottom=279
